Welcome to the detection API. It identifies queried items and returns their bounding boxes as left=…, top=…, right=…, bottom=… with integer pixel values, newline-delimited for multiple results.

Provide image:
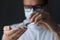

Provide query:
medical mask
left=24, top=8, right=44, bottom=19
left=24, top=8, right=33, bottom=19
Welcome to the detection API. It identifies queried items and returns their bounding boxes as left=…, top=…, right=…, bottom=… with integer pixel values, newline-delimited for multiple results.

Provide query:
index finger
left=29, top=12, right=36, bottom=19
left=4, top=28, right=20, bottom=36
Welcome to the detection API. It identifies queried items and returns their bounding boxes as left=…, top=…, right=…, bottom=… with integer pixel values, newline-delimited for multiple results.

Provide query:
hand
left=29, top=11, right=50, bottom=29
left=29, top=11, right=60, bottom=40
left=3, top=26, right=27, bottom=40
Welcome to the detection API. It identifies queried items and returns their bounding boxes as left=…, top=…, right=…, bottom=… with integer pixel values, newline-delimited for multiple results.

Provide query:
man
left=2, top=0, right=60, bottom=40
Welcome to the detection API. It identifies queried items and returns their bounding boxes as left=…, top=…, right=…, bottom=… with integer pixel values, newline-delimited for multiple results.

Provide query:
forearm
left=43, top=15, right=60, bottom=40
left=54, top=32, right=60, bottom=40
left=53, top=25, right=60, bottom=40
left=45, top=20, right=60, bottom=40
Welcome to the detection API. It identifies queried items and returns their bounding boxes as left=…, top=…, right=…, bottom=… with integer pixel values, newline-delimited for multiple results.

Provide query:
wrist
left=53, top=32, right=60, bottom=40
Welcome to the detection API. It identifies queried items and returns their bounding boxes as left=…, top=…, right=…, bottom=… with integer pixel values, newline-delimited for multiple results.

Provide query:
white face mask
left=24, top=8, right=44, bottom=19
left=24, top=8, right=33, bottom=19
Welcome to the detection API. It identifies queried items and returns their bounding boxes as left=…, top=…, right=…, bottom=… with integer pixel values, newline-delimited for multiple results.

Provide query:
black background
left=0, top=0, right=25, bottom=40
left=0, top=0, right=60, bottom=40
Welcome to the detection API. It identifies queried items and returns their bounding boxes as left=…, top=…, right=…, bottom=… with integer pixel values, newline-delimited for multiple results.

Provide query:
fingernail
left=23, top=27, right=27, bottom=29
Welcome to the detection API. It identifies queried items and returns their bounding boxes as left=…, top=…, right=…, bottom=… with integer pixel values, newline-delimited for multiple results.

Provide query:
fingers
left=29, top=11, right=50, bottom=23
left=34, top=14, right=42, bottom=23
left=6, top=27, right=26, bottom=36
left=29, top=12, right=36, bottom=19
left=4, top=26, right=27, bottom=36
left=5, top=28, right=21, bottom=36
left=16, top=28, right=26, bottom=39
left=3, top=26, right=11, bottom=31
left=30, top=12, right=39, bottom=23
left=3, top=26, right=27, bottom=40
left=3, top=26, right=12, bottom=35
left=10, top=27, right=26, bottom=40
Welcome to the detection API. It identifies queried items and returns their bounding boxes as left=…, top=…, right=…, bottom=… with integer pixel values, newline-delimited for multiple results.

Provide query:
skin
left=3, top=0, right=60, bottom=40
left=3, top=26, right=27, bottom=40
left=24, top=0, right=60, bottom=40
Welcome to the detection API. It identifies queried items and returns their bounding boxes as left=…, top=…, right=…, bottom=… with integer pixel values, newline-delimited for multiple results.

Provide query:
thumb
left=3, top=26, right=11, bottom=31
